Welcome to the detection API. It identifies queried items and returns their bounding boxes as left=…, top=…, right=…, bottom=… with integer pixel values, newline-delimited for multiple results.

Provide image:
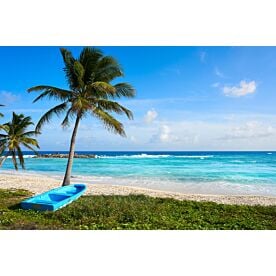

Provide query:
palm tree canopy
left=28, top=47, right=136, bottom=136
left=0, top=112, right=40, bottom=170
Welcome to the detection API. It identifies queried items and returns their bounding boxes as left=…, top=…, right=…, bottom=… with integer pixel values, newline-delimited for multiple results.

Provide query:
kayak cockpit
left=21, top=184, right=87, bottom=211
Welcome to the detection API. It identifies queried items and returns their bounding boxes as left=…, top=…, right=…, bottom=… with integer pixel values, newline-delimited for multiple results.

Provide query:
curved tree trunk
left=62, top=116, right=81, bottom=186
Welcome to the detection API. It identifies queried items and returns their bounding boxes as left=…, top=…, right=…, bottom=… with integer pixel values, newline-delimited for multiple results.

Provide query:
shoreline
left=1, top=171, right=276, bottom=206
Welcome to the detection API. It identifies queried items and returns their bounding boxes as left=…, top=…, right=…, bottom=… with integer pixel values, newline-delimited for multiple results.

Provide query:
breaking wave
left=97, top=154, right=214, bottom=159
left=7, top=155, right=35, bottom=159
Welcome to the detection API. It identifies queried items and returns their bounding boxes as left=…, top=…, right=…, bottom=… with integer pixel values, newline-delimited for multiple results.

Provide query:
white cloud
left=158, top=124, right=179, bottom=143
left=148, top=124, right=179, bottom=144
left=223, top=80, right=257, bottom=97
left=199, top=51, right=206, bottom=63
left=129, top=135, right=137, bottom=142
left=159, top=125, right=171, bottom=142
left=0, top=91, right=20, bottom=104
left=144, top=109, right=158, bottom=124
left=214, top=67, right=225, bottom=78
left=137, top=116, right=276, bottom=150
left=219, top=121, right=275, bottom=140
left=37, top=114, right=276, bottom=151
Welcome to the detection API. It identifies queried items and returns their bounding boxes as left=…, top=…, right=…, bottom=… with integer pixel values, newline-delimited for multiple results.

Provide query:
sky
left=1, top=46, right=276, bottom=151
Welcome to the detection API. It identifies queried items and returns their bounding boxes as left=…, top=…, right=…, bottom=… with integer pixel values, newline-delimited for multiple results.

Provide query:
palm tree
left=0, top=112, right=40, bottom=170
left=28, top=47, right=135, bottom=186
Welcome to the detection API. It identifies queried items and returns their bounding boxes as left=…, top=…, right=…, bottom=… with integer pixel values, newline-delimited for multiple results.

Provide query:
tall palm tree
left=28, top=47, right=135, bottom=186
left=0, top=112, right=40, bottom=169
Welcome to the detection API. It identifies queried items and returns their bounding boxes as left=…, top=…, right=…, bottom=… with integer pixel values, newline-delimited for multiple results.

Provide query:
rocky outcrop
left=34, top=153, right=97, bottom=159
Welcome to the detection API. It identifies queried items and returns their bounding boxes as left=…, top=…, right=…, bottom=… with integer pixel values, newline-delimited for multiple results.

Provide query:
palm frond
left=0, top=142, right=8, bottom=155
left=79, top=47, right=103, bottom=64
left=73, top=61, right=85, bottom=88
left=21, top=137, right=40, bottom=148
left=93, top=108, right=126, bottom=137
left=94, top=56, right=123, bottom=82
left=0, top=150, right=9, bottom=166
left=60, top=48, right=80, bottom=90
left=35, top=102, right=68, bottom=132
left=0, top=124, right=10, bottom=133
left=61, top=108, right=74, bottom=128
left=10, top=113, right=34, bottom=135
left=78, top=47, right=103, bottom=83
left=21, top=143, right=39, bottom=155
left=0, top=104, right=4, bottom=117
left=90, top=81, right=116, bottom=97
left=95, top=100, right=133, bottom=119
left=22, top=130, right=40, bottom=137
left=114, top=83, right=136, bottom=98
left=0, top=144, right=7, bottom=156
left=28, top=86, right=71, bottom=102
left=18, top=114, right=34, bottom=128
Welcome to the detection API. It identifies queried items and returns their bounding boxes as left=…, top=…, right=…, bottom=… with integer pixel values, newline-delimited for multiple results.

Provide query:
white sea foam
left=67, top=174, right=276, bottom=196
left=6, top=155, right=35, bottom=159
left=98, top=154, right=171, bottom=159
left=175, top=155, right=214, bottom=158
left=23, top=155, right=35, bottom=158
left=98, top=154, right=214, bottom=159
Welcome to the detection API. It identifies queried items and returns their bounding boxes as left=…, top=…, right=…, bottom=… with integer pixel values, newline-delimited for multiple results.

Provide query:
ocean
left=1, top=151, right=276, bottom=196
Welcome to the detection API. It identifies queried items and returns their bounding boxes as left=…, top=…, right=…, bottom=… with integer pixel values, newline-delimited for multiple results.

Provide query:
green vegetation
left=0, top=112, right=40, bottom=169
left=28, top=47, right=135, bottom=186
left=0, top=188, right=275, bottom=230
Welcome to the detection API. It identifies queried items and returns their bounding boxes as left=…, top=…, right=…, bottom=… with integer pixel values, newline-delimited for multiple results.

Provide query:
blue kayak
left=21, top=184, right=87, bottom=211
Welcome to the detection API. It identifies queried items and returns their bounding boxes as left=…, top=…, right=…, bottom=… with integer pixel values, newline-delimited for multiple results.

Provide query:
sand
left=0, top=172, right=276, bottom=206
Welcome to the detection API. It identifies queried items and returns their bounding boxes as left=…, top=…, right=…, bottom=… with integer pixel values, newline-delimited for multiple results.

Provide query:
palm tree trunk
left=62, top=116, right=81, bottom=186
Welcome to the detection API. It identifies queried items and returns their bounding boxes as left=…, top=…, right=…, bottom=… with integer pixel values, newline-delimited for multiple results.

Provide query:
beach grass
left=0, top=188, right=275, bottom=230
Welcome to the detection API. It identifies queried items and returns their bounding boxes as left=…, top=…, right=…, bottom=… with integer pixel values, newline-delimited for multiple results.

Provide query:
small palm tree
left=28, top=47, right=135, bottom=186
left=0, top=112, right=40, bottom=170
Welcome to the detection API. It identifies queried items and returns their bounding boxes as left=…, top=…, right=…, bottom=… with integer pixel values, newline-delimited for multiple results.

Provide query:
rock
left=33, top=153, right=96, bottom=159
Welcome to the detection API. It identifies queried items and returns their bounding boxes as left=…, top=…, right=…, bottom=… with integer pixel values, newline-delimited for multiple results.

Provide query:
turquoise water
left=1, top=151, right=276, bottom=196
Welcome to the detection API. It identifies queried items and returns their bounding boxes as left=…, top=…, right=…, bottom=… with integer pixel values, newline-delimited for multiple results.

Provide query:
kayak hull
left=21, top=184, right=87, bottom=211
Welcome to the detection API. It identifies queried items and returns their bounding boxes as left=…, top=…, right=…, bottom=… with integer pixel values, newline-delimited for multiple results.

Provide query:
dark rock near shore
left=34, top=153, right=97, bottom=159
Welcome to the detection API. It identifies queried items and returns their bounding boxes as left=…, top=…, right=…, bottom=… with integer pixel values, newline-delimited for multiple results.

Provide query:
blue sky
left=1, top=46, right=276, bottom=151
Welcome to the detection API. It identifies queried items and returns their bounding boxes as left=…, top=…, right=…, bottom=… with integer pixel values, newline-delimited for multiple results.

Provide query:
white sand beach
left=1, top=172, right=276, bottom=206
